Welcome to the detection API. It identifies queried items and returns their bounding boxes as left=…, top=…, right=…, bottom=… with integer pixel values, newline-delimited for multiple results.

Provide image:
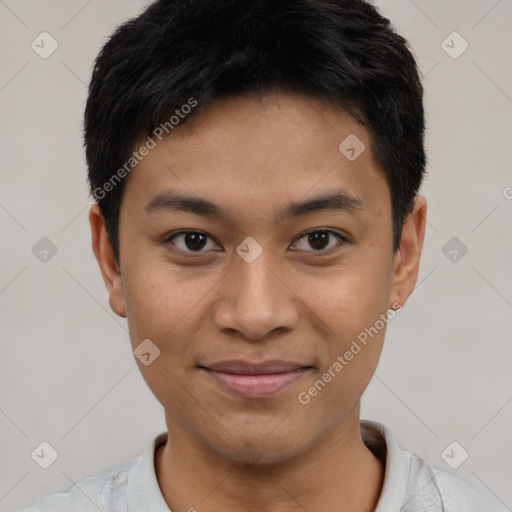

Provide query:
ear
left=389, top=195, right=427, bottom=309
left=89, top=204, right=126, bottom=318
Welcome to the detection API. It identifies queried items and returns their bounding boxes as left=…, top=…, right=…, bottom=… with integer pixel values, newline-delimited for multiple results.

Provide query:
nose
left=211, top=247, right=300, bottom=341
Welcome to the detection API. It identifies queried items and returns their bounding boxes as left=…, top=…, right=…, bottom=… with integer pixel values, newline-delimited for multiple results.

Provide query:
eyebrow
left=144, top=189, right=365, bottom=221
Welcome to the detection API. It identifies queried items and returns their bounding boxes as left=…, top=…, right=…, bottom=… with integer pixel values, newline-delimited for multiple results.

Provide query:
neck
left=155, top=409, right=384, bottom=512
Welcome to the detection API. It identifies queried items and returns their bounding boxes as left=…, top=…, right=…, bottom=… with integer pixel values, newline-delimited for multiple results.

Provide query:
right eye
left=164, top=230, right=222, bottom=254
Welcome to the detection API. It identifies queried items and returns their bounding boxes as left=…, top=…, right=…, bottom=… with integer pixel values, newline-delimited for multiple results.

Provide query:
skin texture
left=90, top=91, right=427, bottom=512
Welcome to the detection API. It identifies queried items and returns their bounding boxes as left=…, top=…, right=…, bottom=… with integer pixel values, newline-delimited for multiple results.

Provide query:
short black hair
left=84, top=0, right=426, bottom=265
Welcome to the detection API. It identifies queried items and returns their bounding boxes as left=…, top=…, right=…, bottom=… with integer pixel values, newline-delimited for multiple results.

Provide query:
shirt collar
left=126, top=431, right=170, bottom=510
left=361, top=420, right=412, bottom=511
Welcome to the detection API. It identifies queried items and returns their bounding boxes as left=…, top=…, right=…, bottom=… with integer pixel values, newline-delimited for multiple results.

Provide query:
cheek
left=291, top=250, right=392, bottom=385
left=122, top=259, right=225, bottom=353
left=122, top=266, right=183, bottom=344
left=294, top=259, right=393, bottom=336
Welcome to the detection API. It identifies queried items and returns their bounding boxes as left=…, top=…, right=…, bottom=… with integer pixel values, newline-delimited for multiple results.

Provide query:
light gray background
left=1, top=0, right=511, bottom=510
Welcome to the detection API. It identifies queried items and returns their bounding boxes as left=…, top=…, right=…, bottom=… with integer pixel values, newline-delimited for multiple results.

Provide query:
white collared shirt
left=20, top=421, right=506, bottom=511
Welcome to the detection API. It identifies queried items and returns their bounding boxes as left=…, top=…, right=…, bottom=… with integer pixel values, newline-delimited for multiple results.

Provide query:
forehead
left=121, top=91, right=389, bottom=221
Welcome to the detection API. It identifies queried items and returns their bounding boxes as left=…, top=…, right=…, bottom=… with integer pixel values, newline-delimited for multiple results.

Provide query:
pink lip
left=200, top=360, right=312, bottom=399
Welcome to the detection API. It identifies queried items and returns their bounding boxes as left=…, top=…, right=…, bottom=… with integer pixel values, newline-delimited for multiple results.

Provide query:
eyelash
left=163, top=229, right=348, bottom=255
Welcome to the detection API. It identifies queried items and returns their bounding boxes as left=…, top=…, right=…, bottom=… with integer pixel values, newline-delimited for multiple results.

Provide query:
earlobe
left=89, top=204, right=127, bottom=318
left=389, top=195, right=427, bottom=309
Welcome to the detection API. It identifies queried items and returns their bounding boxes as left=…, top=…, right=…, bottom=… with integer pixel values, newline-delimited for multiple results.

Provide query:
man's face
left=94, top=92, right=417, bottom=463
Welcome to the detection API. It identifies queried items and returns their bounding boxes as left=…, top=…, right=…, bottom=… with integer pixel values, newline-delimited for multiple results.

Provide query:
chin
left=204, top=422, right=310, bottom=466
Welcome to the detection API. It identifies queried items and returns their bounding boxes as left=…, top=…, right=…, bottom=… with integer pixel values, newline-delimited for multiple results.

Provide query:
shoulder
left=361, top=421, right=506, bottom=512
left=404, top=452, right=506, bottom=512
left=18, top=456, right=138, bottom=512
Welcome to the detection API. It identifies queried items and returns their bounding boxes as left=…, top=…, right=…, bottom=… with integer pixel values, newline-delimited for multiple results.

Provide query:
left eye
left=292, top=230, right=345, bottom=252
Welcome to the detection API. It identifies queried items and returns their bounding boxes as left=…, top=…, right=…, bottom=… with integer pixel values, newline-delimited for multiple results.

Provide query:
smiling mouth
left=198, top=361, right=314, bottom=399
